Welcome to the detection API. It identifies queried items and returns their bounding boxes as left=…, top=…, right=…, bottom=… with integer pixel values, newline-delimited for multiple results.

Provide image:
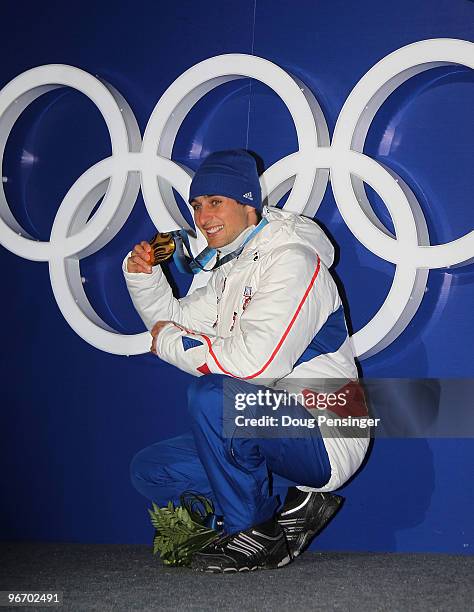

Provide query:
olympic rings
left=0, top=39, right=472, bottom=358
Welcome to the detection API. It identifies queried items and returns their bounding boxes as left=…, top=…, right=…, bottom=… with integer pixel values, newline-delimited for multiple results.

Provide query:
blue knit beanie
left=189, top=149, right=262, bottom=211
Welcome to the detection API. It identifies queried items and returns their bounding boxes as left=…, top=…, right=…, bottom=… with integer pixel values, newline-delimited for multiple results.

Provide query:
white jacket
left=123, top=207, right=369, bottom=491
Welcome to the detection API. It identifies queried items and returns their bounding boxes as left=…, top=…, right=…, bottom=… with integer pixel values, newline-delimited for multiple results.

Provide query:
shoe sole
left=281, top=494, right=344, bottom=558
left=192, top=549, right=292, bottom=573
left=196, top=554, right=292, bottom=573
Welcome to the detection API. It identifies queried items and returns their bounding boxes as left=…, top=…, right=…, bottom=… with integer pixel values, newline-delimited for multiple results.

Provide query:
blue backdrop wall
left=0, top=0, right=473, bottom=553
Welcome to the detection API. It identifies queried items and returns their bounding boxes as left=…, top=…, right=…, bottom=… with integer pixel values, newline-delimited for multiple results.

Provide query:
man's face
left=191, top=195, right=256, bottom=248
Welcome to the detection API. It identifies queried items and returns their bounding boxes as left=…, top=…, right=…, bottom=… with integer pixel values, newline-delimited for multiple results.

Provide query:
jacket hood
left=251, top=206, right=335, bottom=268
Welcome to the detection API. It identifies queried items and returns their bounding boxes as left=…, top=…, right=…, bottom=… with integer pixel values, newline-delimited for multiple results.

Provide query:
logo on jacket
left=243, top=286, right=253, bottom=311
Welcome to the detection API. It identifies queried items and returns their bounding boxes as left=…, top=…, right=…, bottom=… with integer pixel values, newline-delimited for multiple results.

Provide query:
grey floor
left=1, top=543, right=473, bottom=611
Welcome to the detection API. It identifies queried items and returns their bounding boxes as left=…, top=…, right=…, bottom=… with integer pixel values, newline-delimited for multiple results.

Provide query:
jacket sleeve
left=155, top=245, right=339, bottom=380
left=122, top=254, right=217, bottom=334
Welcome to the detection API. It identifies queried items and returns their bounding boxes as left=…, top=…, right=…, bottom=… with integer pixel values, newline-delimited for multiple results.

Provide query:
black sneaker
left=191, top=519, right=291, bottom=573
left=277, top=487, right=343, bottom=558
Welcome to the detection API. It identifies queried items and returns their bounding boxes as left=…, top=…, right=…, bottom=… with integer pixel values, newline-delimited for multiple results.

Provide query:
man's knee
left=187, top=374, right=223, bottom=422
left=130, top=444, right=173, bottom=489
left=129, top=445, right=183, bottom=507
left=129, top=447, right=152, bottom=491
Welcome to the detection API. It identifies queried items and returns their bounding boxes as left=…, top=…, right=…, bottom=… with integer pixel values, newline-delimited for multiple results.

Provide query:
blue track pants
left=131, top=375, right=331, bottom=534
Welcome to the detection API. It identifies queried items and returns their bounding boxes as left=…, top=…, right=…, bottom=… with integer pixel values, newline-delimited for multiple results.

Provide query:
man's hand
left=150, top=320, right=179, bottom=354
left=127, top=241, right=153, bottom=273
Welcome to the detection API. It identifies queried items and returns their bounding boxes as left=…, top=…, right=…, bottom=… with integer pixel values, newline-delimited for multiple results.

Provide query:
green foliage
left=148, top=493, right=220, bottom=567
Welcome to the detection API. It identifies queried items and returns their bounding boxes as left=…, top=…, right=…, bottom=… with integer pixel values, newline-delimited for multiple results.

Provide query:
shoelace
left=214, top=533, right=237, bottom=549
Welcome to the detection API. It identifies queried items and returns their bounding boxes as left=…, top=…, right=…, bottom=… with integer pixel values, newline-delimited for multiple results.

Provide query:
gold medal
left=148, top=232, right=176, bottom=265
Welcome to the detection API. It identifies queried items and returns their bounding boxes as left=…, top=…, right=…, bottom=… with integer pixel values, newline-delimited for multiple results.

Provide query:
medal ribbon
left=172, top=218, right=268, bottom=274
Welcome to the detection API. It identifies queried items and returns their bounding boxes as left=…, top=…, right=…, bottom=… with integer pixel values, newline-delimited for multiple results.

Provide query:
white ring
left=0, top=41, right=472, bottom=358
left=333, top=38, right=474, bottom=269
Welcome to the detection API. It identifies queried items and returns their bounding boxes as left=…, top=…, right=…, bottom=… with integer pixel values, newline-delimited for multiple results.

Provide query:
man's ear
left=245, top=205, right=258, bottom=224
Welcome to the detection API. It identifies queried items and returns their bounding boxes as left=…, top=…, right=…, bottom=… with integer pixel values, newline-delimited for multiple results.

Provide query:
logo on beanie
left=242, top=192, right=253, bottom=200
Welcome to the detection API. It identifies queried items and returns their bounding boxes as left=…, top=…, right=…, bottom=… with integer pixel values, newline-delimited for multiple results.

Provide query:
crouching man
left=124, top=150, right=369, bottom=572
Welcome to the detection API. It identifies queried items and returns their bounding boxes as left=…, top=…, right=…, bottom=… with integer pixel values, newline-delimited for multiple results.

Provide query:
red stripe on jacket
left=198, top=256, right=321, bottom=379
